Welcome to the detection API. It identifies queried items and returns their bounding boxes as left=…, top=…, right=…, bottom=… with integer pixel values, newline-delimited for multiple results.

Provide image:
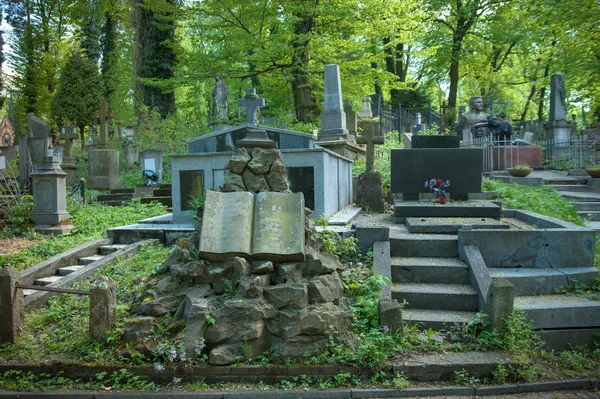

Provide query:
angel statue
left=213, top=74, right=229, bottom=121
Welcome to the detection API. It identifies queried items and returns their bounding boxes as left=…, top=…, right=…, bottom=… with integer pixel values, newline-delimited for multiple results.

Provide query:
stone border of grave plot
left=25, top=239, right=158, bottom=309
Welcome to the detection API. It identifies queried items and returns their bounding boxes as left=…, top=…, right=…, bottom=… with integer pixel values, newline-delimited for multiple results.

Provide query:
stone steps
left=391, top=257, right=469, bottom=284
left=514, top=294, right=600, bottom=330
left=97, top=193, right=135, bottom=202
left=405, top=217, right=508, bottom=234
left=391, top=283, right=478, bottom=312
left=549, top=184, right=595, bottom=193
left=390, top=233, right=458, bottom=258
left=578, top=211, right=600, bottom=221
left=107, top=223, right=195, bottom=245
left=575, top=201, right=600, bottom=211
left=25, top=242, right=130, bottom=297
left=403, top=309, right=479, bottom=330
left=489, top=267, right=600, bottom=296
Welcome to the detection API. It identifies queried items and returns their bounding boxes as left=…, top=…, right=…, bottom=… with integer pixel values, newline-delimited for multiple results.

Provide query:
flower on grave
left=424, top=178, right=451, bottom=204
left=154, top=363, right=165, bottom=372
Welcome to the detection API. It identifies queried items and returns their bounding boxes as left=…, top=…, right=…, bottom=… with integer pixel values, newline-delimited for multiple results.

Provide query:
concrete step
left=391, top=257, right=469, bottom=284
left=549, top=184, right=594, bottom=193
left=390, top=233, right=458, bottom=258
left=405, top=217, right=508, bottom=234
left=140, top=196, right=172, bottom=208
left=34, top=276, right=63, bottom=286
left=57, top=265, right=85, bottom=276
left=22, top=289, right=37, bottom=296
left=98, top=244, right=128, bottom=255
left=489, top=267, right=600, bottom=296
left=109, top=188, right=135, bottom=194
left=159, top=183, right=172, bottom=189
left=97, top=193, right=135, bottom=201
left=391, top=283, right=478, bottom=311
left=152, top=189, right=171, bottom=197
left=559, top=191, right=600, bottom=202
left=99, top=200, right=129, bottom=207
left=403, top=309, right=479, bottom=330
left=514, top=294, right=600, bottom=329
left=394, top=200, right=501, bottom=221
left=574, top=201, right=600, bottom=211
left=544, top=178, right=586, bottom=185
left=579, top=211, right=600, bottom=221
left=78, top=255, right=104, bottom=265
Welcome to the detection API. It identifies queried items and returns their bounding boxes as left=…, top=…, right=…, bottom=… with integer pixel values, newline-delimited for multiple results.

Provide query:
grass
left=0, top=200, right=167, bottom=271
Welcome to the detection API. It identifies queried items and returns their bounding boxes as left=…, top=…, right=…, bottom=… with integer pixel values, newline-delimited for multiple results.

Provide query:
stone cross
left=344, top=99, right=357, bottom=137
left=60, top=125, right=77, bottom=161
left=549, top=72, right=567, bottom=121
left=357, top=128, right=385, bottom=173
left=238, top=89, right=265, bottom=125
left=94, top=102, right=115, bottom=145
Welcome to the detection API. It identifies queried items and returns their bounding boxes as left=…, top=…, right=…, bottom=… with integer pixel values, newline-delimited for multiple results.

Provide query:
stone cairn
left=124, top=148, right=355, bottom=366
left=220, top=147, right=290, bottom=193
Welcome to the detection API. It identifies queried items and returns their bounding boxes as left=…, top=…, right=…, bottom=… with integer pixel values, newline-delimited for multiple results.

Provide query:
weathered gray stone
left=304, top=249, right=344, bottom=277
left=486, top=278, right=514, bottom=329
left=272, top=262, right=304, bottom=284
left=227, top=147, right=251, bottom=174
left=170, top=261, right=210, bottom=283
left=208, top=262, right=233, bottom=282
left=209, top=344, right=241, bottom=365
left=89, top=276, right=117, bottom=340
left=170, top=285, right=215, bottom=322
left=0, top=267, right=23, bottom=342
left=138, top=275, right=188, bottom=316
left=223, top=169, right=246, bottom=190
left=279, top=302, right=352, bottom=338
left=205, top=320, right=265, bottom=344
left=272, top=335, right=329, bottom=359
left=239, top=274, right=270, bottom=298
left=248, top=148, right=281, bottom=175
left=357, top=171, right=386, bottom=213
left=265, top=159, right=290, bottom=192
left=182, top=297, right=214, bottom=358
left=378, top=299, right=403, bottom=335
left=123, top=316, right=158, bottom=342
left=175, top=234, right=198, bottom=252
left=308, top=272, right=344, bottom=304
left=220, top=183, right=245, bottom=192
left=264, top=283, right=308, bottom=309
left=233, top=257, right=251, bottom=275
left=242, top=168, right=269, bottom=192
left=251, top=260, right=274, bottom=274
left=164, top=247, right=188, bottom=270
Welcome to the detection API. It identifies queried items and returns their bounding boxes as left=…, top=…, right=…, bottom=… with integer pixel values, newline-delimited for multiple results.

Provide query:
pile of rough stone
left=221, top=147, right=290, bottom=193
left=123, top=227, right=354, bottom=365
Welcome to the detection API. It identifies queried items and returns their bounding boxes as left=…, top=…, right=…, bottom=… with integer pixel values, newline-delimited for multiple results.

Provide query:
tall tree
left=51, top=52, right=104, bottom=147
left=133, top=0, right=177, bottom=119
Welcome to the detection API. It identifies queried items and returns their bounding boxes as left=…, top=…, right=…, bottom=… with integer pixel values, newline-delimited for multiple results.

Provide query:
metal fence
left=460, top=134, right=595, bottom=172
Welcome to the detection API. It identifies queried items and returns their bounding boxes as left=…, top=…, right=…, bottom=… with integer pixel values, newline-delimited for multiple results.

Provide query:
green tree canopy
left=51, top=52, right=104, bottom=147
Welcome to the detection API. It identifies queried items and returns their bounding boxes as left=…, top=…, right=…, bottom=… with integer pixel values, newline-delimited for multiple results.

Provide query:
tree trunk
left=520, top=84, right=537, bottom=122
left=79, top=124, right=86, bottom=150
left=447, top=33, right=462, bottom=109
left=537, top=63, right=550, bottom=121
left=290, top=8, right=317, bottom=124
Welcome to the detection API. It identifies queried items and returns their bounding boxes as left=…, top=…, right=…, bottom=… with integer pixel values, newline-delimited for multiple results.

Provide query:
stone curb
left=0, top=379, right=598, bottom=398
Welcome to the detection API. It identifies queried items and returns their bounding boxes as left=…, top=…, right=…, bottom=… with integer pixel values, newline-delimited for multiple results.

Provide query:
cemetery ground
left=0, top=179, right=599, bottom=395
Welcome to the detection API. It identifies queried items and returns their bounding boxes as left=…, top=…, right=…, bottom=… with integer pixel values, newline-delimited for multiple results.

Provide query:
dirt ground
left=0, top=237, right=35, bottom=255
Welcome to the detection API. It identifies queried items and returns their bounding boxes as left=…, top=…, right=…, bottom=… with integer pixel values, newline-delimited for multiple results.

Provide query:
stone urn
left=508, top=167, right=532, bottom=177
left=586, top=169, right=600, bottom=178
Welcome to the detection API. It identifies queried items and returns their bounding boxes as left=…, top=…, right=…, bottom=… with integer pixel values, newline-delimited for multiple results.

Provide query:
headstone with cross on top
left=357, top=126, right=385, bottom=173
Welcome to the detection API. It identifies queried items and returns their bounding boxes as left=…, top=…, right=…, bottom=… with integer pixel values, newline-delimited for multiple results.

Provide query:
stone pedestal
left=88, top=147, right=122, bottom=190
left=31, top=156, right=74, bottom=235
left=123, top=140, right=140, bottom=169
left=90, top=276, right=117, bottom=340
left=0, top=268, right=23, bottom=342
left=61, top=160, right=78, bottom=186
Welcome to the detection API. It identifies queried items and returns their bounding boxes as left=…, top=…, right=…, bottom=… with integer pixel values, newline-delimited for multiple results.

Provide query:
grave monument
left=20, top=113, right=52, bottom=189
left=59, top=125, right=78, bottom=186
left=357, top=125, right=386, bottom=212
left=171, top=90, right=354, bottom=224
left=545, top=72, right=572, bottom=149
left=140, top=149, right=163, bottom=183
left=211, top=74, right=231, bottom=132
left=459, top=96, right=488, bottom=142
left=88, top=103, right=122, bottom=190
left=316, top=64, right=365, bottom=160
left=30, top=145, right=74, bottom=235
left=359, top=96, right=373, bottom=118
